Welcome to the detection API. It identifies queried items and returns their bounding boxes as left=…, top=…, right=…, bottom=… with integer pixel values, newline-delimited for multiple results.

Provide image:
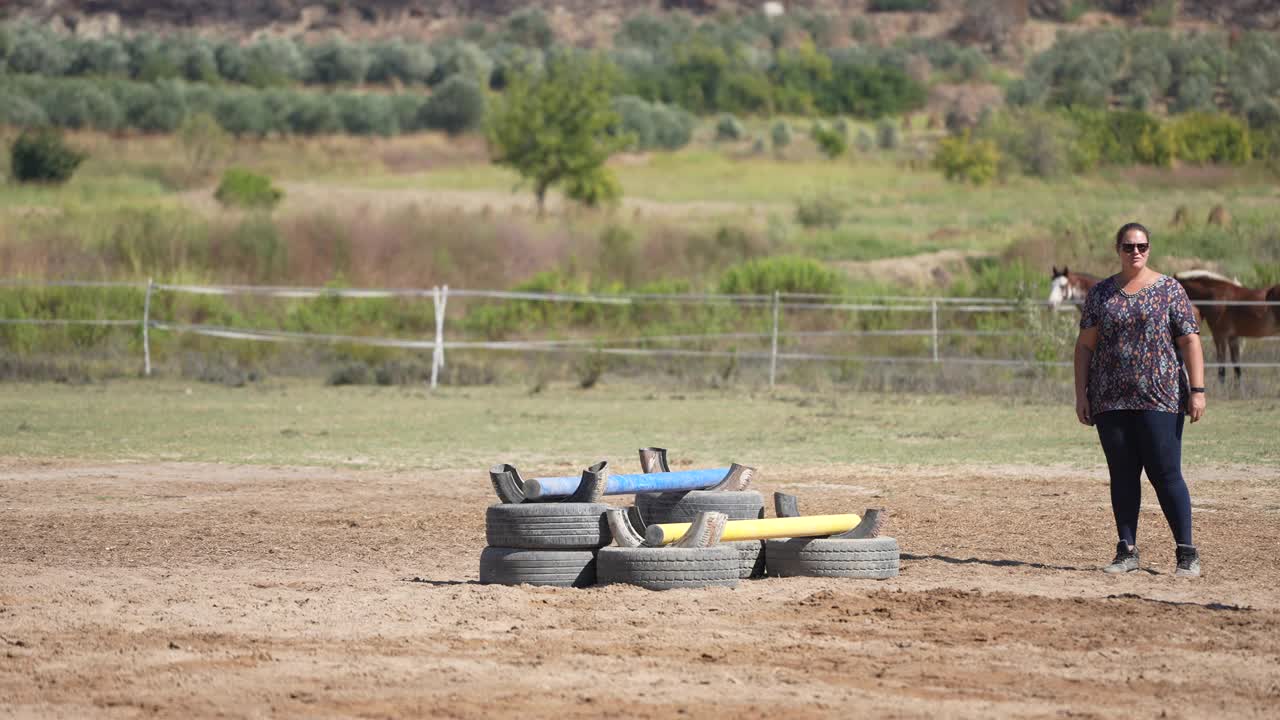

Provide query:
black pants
left=1095, top=410, right=1193, bottom=547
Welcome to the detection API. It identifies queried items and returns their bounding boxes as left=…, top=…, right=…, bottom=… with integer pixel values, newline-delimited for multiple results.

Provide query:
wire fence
left=3, top=278, right=1279, bottom=388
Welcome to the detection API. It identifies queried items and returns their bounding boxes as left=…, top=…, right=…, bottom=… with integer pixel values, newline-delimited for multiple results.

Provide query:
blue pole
left=527, top=468, right=731, bottom=500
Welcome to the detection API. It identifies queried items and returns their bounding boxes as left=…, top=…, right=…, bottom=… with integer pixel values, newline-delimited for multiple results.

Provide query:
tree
left=421, top=75, right=486, bottom=135
left=178, top=112, right=230, bottom=181
left=486, top=53, right=631, bottom=214
left=10, top=128, right=86, bottom=184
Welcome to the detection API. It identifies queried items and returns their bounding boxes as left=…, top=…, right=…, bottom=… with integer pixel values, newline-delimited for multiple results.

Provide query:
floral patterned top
left=1080, top=274, right=1199, bottom=417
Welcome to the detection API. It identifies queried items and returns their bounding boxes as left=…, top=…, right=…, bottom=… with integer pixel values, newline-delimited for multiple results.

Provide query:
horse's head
left=1048, top=266, right=1073, bottom=309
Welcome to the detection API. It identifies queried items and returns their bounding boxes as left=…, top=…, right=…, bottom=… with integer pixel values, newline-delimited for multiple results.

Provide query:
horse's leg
left=1229, top=336, right=1243, bottom=391
left=1214, top=333, right=1228, bottom=385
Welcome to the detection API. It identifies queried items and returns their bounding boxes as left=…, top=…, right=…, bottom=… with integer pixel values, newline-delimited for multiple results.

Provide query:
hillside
left=5, top=1, right=1279, bottom=42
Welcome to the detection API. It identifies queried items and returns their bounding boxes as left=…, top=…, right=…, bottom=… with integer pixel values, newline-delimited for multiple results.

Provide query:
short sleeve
left=1169, top=281, right=1199, bottom=338
left=1079, top=286, right=1100, bottom=330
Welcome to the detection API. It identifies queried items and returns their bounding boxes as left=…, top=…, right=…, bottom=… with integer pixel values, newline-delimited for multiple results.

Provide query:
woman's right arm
left=1074, top=327, right=1099, bottom=426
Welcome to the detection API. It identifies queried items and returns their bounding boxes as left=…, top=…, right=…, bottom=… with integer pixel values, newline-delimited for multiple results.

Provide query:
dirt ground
left=2, top=459, right=1279, bottom=718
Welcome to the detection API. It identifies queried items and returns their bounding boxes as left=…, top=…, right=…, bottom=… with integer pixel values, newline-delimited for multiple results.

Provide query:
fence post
left=142, top=278, right=154, bottom=377
left=431, top=285, right=448, bottom=389
left=769, top=290, right=780, bottom=389
left=931, top=298, right=939, bottom=364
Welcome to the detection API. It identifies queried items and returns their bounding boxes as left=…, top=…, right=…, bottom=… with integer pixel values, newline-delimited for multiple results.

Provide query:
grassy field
left=4, top=129, right=1277, bottom=276
left=4, top=128, right=1280, bottom=393
left=2, top=379, right=1276, bottom=469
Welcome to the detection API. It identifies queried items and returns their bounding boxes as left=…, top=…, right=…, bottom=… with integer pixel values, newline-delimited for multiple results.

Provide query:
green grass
left=344, top=149, right=1280, bottom=258
left=0, top=172, right=174, bottom=212
left=5, top=129, right=1280, bottom=274
left=1, top=380, right=1275, bottom=469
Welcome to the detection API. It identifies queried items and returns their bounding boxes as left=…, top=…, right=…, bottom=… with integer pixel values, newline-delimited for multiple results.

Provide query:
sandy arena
left=2, top=459, right=1279, bottom=718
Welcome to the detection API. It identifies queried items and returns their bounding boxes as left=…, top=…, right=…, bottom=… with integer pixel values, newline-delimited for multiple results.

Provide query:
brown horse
left=1048, top=266, right=1101, bottom=310
left=1175, top=270, right=1280, bottom=384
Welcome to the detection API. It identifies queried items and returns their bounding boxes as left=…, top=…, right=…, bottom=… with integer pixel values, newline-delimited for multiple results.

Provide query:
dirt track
left=3, top=459, right=1279, bottom=718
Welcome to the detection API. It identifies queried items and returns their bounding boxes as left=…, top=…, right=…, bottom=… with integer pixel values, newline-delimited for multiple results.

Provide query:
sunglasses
left=1120, top=243, right=1150, bottom=254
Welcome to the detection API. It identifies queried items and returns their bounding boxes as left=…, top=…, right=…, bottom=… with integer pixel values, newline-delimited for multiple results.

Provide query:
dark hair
left=1115, top=222, right=1151, bottom=247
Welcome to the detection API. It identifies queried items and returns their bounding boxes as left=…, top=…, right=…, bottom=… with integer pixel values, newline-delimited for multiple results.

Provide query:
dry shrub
left=272, top=204, right=587, bottom=289
left=636, top=223, right=769, bottom=283
left=952, top=0, right=1029, bottom=57
left=0, top=226, right=106, bottom=279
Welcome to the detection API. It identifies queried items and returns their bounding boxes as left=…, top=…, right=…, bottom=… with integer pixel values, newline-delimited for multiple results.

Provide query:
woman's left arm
left=1177, top=333, right=1206, bottom=422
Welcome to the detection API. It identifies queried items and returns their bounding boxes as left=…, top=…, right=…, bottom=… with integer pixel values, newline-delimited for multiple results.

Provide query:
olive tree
left=486, top=53, right=630, bottom=213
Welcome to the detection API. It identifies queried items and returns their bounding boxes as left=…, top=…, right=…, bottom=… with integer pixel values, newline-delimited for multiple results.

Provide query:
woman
left=1073, top=222, right=1207, bottom=577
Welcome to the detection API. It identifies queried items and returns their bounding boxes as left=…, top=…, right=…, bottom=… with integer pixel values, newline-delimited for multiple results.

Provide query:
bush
left=488, top=43, right=544, bottom=91
left=1171, top=73, right=1216, bottom=114
left=615, top=13, right=685, bottom=51
left=650, top=103, right=696, bottom=150
left=5, top=25, right=73, bottom=75
left=178, top=112, right=231, bottom=179
left=214, top=91, right=270, bottom=137
left=117, top=81, right=187, bottom=133
left=868, top=0, right=937, bottom=10
left=771, top=120, right=792, bottom=150
left=823, top=60, right=927, bottom=119
left=876, top=118, right=900, bottom=150
left=954, top=47, right=988, bottom=82
left=933, top=131, right=1000, bottom=185
left=244, top=36, right=308, bottom=87
left=794, top=192, right=846, bottom=229
left=306, top=37, right=371, bottom=85
left=574, top=350, right=606, bottom=389
left=1006, top=76, right=1048, bottom=107
left=505, top=8, right=556, bottom=49
left=287, top=92, right=343, bottom=135
left=336, top=93, right=398, bottom=136
left=855, top=128, right=874, bottom=152
left=41, top=81, right=123, bottom=131
left=1068, top=107, right=1164, bottom=167
left=215, top=42, right=248, bottom=83
left=420, top=75, right=486, bottom=135
left=367, top=39, right=435, bottom=85
left=718, top=256, right=842, bottom=296
left=9, top=128, right=85, bottom=184
left=387, top=94, right=427, bottom=133
left=1143, top=0, right=1178, bottom=27
left=1168, top=113, right=1251, bottom=165
left=215, top=168, right=284, bottom=209
left=180, top=39, right=221, bottom=83
left=127, top=34, right=183, bottom=81
left=430, top=41, right=493, bottom=87
left=613, top=95, right=656, bottom=150
left=327, top=362, right=372, bottom=386
left=979, top=108, right=1079, bottom=178
left=715, top=113, right=744, bottom=141
left=811, top=122, right=848, bottom=159
left=0, top=91, right=48, bottom=128
left=72, top=37, right=130, bottom=76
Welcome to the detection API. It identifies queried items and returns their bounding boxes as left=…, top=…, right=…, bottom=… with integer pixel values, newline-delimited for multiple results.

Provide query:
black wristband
left=1189, top=387, right=1205, bottom=393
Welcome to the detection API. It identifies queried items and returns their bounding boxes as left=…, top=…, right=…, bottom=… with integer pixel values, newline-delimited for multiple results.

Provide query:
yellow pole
left=646, top=513, right=863, bottom=546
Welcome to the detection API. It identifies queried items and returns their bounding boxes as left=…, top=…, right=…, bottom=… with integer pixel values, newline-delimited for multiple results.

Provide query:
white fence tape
left=0, top=318, right=139, bottom=326
left=5, top=279, right=1280, bottom=380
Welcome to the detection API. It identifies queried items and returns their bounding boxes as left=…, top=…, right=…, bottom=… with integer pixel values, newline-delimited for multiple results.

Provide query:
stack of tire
left=478, top=488, right=899, bottom=588
left=764, top=536, right=900, bottom=580
left=595, top=488, right=767, bottom=590
left=479, top=502, right=612, bottom=588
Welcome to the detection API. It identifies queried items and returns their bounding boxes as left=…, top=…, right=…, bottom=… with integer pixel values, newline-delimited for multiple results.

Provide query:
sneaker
left=1175, top=544, right=1201, bottom=578
left=1103, top=541, right=1140, bottom=574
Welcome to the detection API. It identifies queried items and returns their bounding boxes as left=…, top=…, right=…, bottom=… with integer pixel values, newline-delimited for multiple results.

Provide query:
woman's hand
left=1188, top=393, right=1206, bottom=423
left=1076, top=396, right=1092, bottom=426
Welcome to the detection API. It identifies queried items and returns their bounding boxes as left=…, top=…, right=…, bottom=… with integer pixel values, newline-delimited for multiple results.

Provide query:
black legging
left=1095, top=410, right=1193, bottom=547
